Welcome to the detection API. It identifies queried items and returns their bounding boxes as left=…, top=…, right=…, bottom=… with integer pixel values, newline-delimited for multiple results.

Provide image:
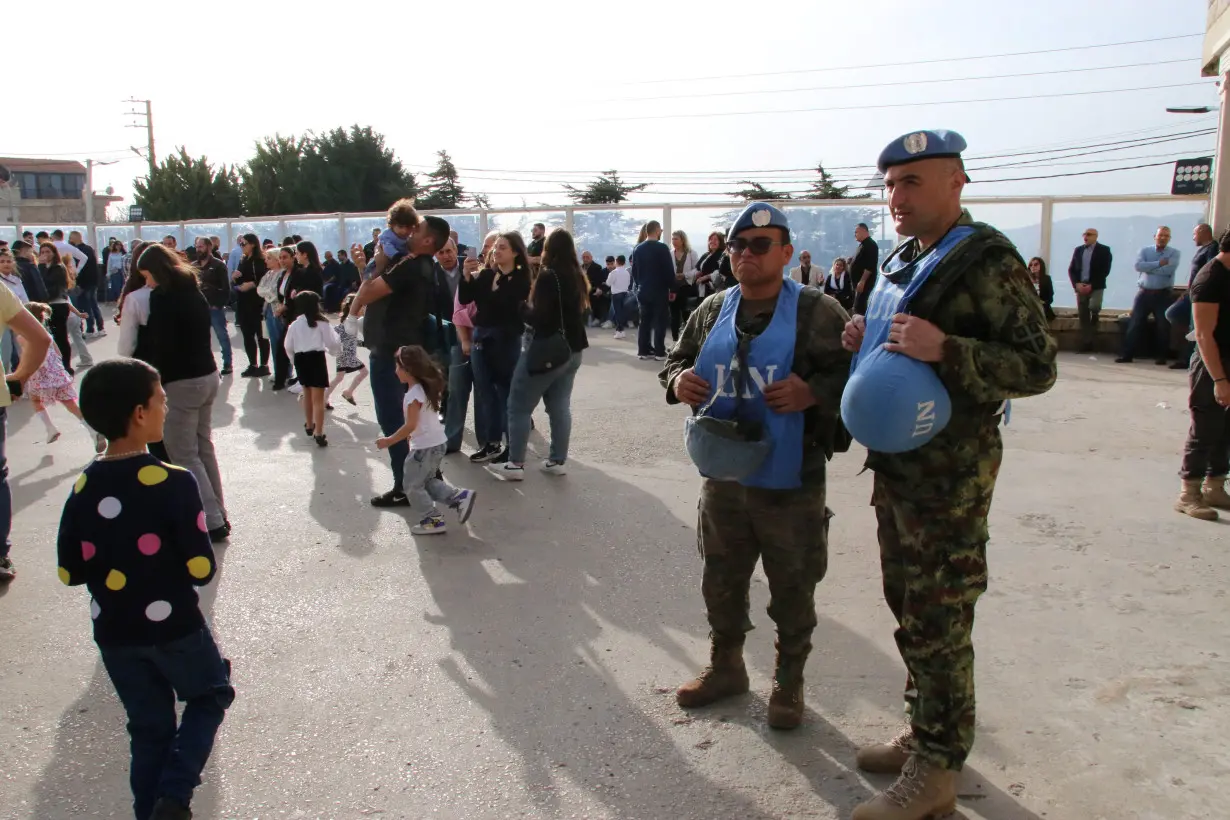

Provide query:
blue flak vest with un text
left=693, top=278, right=804, bottom=490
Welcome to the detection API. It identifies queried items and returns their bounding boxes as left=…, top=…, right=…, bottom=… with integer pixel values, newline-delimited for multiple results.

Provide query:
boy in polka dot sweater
left=57, top=358, right=234, bottom=820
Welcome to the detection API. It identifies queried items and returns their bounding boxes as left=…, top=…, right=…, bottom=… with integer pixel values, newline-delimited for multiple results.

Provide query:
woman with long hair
left=695, top=231, right=725, bottom=299
left=257, top=247, right=283, bottom=349
left=669, top=230, right=699, bottom=342
left=1028, top=257, right=1056, bottom=322
left=37, top=242, right=74, bottom=374
left=487, top=228, right=589, bottom=481
left=446, top=230, right=500, bottom=455
left=106, top=239, right=128, bottom=301
left=270, top=245, right=299, bottom=390
left=233, top=233, right=271, bottom=377
left=457, top=231, right=532, bottom=464
left=137, top=243, right=230, bottom=541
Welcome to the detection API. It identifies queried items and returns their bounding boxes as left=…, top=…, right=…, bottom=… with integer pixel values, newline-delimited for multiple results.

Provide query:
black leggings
left=238, top=309, right=269, bottom=368
left=272, top=319, right=292, bottom=385
left=49, top=303, right=72, bottom=373
left=670, top=295, right=693, bottom=341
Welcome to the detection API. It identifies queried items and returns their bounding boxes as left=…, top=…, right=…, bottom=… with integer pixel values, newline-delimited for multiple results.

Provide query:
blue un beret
left=877, top=129, right=970, bottom=178
left=728, top=201, right=790, bottom=239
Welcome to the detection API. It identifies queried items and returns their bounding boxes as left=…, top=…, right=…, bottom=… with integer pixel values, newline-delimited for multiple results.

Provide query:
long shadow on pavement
left=27, top=545, right=231, bottom=819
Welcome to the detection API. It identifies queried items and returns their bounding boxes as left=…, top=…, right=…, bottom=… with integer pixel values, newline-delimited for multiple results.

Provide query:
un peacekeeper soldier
left=840, top=130, right=1057, bottom=820
left=659, top=202, right=852, bottom=730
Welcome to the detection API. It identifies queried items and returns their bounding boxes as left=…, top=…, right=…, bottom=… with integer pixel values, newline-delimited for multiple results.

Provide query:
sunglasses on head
left=726, top=237, right=784, bottom=256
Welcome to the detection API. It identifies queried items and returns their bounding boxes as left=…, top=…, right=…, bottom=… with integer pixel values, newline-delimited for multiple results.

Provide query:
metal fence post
left=479, top=210, right=489, bottom=241
left=565, top=207, right=574, bottom=234
left=1039, top=197, right=1054, bottom=274
left=662, top=204, right=671, bottom=237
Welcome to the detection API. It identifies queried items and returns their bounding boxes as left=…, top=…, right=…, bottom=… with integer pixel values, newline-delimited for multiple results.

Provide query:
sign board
left=128, top=205, right=144, bottom=222
left=1172, top=157, right=1214, bottom=195
left=1204, top=0, right=1230, bottom=76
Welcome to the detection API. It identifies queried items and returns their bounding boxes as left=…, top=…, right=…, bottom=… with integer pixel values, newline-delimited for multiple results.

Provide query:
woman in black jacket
left=287, top=241, right=326, bottom=322
left=138, top=243, right=231, bottom=541
left=37, top=242, right=74, bottom=373
left=457, top=231, right=532, bottom=465
left=486, top=228, right=589, bottom=481
left=270, top=245, right=301, bottom=390
left=1028, top=257, right=1056, bottom=322
left=232, top=233, right=271, bottom=377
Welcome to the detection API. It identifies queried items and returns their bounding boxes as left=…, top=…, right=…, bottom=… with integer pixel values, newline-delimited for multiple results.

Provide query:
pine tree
left=564, top=170, right=648, bottom=205
left=417, top=150, right=467, bottom=210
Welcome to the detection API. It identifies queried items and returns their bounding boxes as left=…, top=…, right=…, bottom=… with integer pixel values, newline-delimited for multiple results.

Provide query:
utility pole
left=124, top=98, right=156, bottom=173
left=85, top=158, right=119, bottom=225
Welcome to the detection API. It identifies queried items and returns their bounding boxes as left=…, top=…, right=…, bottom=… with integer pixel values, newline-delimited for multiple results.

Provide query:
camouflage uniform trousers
left=698, top=479, right=831, bottom=659
left=871, top=437, right=1002, bottom=771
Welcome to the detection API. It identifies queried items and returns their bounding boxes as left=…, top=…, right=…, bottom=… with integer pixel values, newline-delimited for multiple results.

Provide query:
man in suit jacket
left=1068, top=228, right=1112, bottom=352
left=788, top=250, right=818, bottom=286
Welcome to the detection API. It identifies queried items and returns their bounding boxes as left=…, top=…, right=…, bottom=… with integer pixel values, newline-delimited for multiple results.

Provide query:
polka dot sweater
left=56, top=454, right=217, bottom=646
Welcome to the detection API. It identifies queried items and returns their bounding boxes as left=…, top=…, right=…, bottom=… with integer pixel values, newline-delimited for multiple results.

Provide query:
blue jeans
left=471, top=327, right=521, bottom=445
left=0, top=407, right=10, bottom=557
left=369, top=350, right=409, bottom=491
left=1121, top=288, right=1173, bottom=360
left=99, top=627, right=234, bottom=820
left=108, top=270, right=126, bottom=301
left=446, top=343, right=489, bottom=451
left=74, top=287, right=105, bottom=334
left=209, top=308, right=232, bottom=370
left=507, top=351, right=582, bottom=464
left=404, top=443, right=460, bottom=516
left=610, top=292, right=632, bottom=331
left=637, top=297, right=670, bottom=356
left=263, top=304, right=279, bottom=352
left=1, top=329, right=18, bottom=373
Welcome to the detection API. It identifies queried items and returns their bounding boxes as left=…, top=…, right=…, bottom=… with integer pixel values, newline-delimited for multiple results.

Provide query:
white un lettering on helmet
left=714, top=363, right=780, bottom=398
left=913, top=400, right=937, bottom=438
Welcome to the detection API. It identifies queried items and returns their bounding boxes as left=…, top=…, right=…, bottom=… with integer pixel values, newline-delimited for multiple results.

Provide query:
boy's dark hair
left=856, top=222, right=869, bottom=231
left=35, top=231, right=49, bottom=240
left=80, top=359, right=162, bottom=441
left=51, top=229, right=65, bottom=240
left=422, top=216, right=450, bottom=253
left=605, top=256, right=615, bottom=264
left=616, top=255, right=626, bottom=265
left=387, top=198, right=420, bottom=230
left=11, top=239, right=30, bottom=252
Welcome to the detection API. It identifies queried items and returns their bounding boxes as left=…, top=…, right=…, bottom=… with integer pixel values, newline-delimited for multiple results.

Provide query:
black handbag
left=524, top=270, right=573, bottom=375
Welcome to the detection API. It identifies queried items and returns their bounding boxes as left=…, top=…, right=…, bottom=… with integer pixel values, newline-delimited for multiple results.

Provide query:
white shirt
left=404, top=383, right=447, bottom=449
left=607, top=265, right=631, bottom=294
left=283, top=315, right=341, bottom=357
left=117, top=286, right=152, bottom=357
left=0, top=272, right=28, bottom=304
left=54, top=240, right=89, bottom=273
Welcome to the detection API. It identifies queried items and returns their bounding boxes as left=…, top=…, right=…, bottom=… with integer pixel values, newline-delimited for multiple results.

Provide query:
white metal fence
left=2, top=193, right=1208, bottom=309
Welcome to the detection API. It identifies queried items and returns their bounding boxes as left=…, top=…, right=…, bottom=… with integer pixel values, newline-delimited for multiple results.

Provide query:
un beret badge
left=751, top=208, right=772, bottom=227
left=904, top=132, right=928, bottom=154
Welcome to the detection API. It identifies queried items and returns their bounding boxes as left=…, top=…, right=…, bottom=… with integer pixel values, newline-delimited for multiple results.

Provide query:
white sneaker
left=613, top=331, right=626, bottom=340
left=601, top=321, right=614, bottom=329
left=541, top=460, right=567, bottom=476
left=486, top=463, right=525, bottom=481
left=288, top=383, right=304, bottom=395
left=411, top=514, right=448, bottom=535
left=449, top=489, right=477, bottom=524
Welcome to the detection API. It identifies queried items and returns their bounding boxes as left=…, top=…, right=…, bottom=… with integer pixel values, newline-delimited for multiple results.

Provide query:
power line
left=581, top=81, right=1215, bottom=123
left=590, top=58, right=1196, bottom=105
left=0, top=148, right=134, bottom=159
left=622, top=33, right=1203, bottom=86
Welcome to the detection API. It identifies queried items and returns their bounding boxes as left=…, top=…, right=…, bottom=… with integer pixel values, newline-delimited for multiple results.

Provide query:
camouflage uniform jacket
left=659, top=285, right=852, bottom=486
left=866, top=209, right=1058, bottom=488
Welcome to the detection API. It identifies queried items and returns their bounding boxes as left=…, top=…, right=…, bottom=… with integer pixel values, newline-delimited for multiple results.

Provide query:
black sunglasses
left=726, top=237, right=784, bottom=256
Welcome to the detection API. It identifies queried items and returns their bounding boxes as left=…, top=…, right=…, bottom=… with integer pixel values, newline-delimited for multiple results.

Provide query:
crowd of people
left=0, top=124, right=1227, bottom=820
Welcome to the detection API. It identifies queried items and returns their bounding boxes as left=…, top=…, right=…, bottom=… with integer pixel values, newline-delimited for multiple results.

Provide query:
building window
left=14, top=172, right=86, bottom=200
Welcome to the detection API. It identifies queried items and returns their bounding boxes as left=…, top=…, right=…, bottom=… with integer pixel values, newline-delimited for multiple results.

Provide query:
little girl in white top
left=283, top=292, right=339, bottom=447
left=375, top=345, right=476, bottom=535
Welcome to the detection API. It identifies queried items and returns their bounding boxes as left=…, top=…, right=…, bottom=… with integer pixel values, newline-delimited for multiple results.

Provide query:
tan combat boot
left=856, top=725, right=915, bottom=774
left=1202, top=476, right=1230, bottom=510
left=1175, top=479, right=1219, bottom=521
left=851, top=755, right=957, bottom=820
left=676, top=640, right=749, bottom=708
left=767, top=647, right=808, bottom=730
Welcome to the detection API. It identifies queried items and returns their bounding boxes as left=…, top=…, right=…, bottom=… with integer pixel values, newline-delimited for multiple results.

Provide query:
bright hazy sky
left=9, top=0, right=1221, bottom=211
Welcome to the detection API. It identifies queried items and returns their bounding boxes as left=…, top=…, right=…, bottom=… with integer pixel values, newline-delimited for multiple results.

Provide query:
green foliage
left=417, top=150, right=468, bottom=210
left=135, top=125, right=417, bottom=219
left=807, top=162, right=870, bottom=200
left=730, top=180, right=792, bottom=202
left=132, top=147, right=243, bottom=221
left=564, top=170, right=648, bottom=205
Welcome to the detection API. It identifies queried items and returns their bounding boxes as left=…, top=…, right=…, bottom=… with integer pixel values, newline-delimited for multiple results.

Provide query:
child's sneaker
left=541, top=459, right=567, bottom=477
left=411, top=513, right=448, bottom=535
left=449, top=489, right=476, bottom=524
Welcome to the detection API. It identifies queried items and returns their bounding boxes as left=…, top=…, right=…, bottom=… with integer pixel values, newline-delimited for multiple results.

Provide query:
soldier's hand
left=842, top=315, right=865, bottom=352
left=763, top=373, right=816, bottom=413
left=674, top=368, right=711, bottom=408
left=884, top=314, right=947, bottom=362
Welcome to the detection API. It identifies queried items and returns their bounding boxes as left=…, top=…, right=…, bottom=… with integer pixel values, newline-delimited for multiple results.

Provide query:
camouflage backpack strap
left=793, top=288, right=853, bottom=458
left=909, top=222, right=1025, bottom=320
left=698, top=290, right=729, bottom=336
